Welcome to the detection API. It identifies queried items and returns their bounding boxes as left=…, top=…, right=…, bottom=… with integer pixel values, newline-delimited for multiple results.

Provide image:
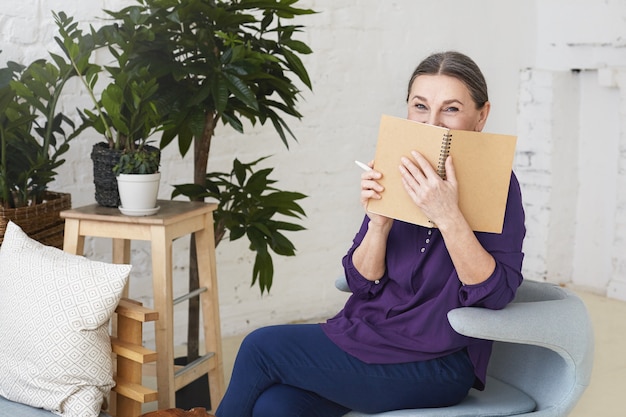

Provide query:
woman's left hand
left=399, top=151, right=461, bottom=228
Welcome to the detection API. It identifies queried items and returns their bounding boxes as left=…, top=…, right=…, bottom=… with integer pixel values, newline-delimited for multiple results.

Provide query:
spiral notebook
left=366, top=115, right=517, bottom=233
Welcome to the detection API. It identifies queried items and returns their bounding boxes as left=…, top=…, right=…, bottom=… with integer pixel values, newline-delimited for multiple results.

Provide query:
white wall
left=1, top=0, right=624, bottom=343
left=516, top=0, right=626, bottom=297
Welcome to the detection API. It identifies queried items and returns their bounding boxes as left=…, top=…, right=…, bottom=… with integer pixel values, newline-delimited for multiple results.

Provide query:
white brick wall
left=515, top=69, right=580, bottom=285
left=607, top=70, right=626, bottom=299
left=2, top=0, right=626, bottom=345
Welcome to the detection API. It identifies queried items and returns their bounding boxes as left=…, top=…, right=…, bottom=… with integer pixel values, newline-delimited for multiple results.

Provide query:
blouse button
left=425, top=238, right=430, bottom=244
left=374, top=279, right=380, bottom=284
left=420, top=248, right=425, bottom=253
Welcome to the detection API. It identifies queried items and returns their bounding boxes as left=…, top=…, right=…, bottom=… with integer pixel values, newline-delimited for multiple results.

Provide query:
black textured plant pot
left=174, top=356, right=212, bottom=410
left=91, top=142, right=122, bottom=207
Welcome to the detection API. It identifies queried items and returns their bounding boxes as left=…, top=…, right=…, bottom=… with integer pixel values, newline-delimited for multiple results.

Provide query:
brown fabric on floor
left=141, top=408, right=216, bottom=417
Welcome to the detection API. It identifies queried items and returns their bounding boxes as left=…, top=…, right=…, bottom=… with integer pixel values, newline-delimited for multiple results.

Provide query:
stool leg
left=196, top=212, right=225, bottom=409
left=112, top=238, right=132, bottom=298
left=62, top=218, right=84, bottom=255
left=150, top=226, right=176, bottom=409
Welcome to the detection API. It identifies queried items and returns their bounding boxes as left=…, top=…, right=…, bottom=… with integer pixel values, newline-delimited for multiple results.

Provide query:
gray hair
left=406, top=51, right=489, bottom=109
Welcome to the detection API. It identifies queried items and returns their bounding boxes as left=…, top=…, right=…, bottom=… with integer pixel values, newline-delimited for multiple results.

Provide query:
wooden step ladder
left=111, top=299, right=159, bottom=417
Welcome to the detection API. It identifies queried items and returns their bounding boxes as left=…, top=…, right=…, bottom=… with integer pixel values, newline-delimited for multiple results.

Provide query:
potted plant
left=105, top=0, right=314, bottom=283
left=99, top=1, right=315, bottom=395
left=51, top=0, right=315, bottom=407
left=0, top=55, right=78, bottom=247
left=53, top=11, right=166, bottom=210
left=114, top=137, right=162, bottom=215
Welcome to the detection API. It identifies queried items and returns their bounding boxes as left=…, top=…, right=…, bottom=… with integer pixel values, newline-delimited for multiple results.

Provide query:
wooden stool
left=61, top=200, right=225, bottom=411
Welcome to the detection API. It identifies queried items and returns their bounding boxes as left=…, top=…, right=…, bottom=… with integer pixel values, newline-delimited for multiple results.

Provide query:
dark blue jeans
left=215, top=324, right=474, bottom=417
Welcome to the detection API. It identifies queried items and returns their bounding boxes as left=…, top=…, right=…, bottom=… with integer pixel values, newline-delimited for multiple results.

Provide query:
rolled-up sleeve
left=341, top=217, right=388, bottom=299
left=459, top=173, right=526, bottom=309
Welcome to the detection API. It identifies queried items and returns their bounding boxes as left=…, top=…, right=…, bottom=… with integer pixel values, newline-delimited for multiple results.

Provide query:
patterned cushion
left=0, top=221, right=131, bottom=417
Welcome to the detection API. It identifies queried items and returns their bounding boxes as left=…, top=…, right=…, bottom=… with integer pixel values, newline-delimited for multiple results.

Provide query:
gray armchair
left=336, top=278, right=594, bottom=417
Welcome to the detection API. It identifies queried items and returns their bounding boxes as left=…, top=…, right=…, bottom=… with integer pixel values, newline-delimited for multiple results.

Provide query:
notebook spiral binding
left=437, top=133, right=453, bottom=179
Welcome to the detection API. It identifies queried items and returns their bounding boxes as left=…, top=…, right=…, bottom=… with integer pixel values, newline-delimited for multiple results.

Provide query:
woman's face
left=406, top=74, right=490, bottom=132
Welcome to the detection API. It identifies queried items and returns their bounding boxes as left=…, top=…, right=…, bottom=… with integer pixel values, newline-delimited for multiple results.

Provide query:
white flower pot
left=116, top=172, right=161, bottom=216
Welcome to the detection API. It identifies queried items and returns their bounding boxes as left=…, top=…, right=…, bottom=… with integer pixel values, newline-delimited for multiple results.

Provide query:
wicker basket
left=0, top=191, right=71, bottom=249
left=92, top=142, right=122, bottom=207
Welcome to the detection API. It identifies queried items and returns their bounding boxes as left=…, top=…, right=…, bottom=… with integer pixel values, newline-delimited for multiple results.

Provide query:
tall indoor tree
left=101, top=0, right=316, bottom=362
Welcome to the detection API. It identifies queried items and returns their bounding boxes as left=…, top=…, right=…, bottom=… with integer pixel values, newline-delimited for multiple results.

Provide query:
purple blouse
left=321, top=173, right=525, bottom=390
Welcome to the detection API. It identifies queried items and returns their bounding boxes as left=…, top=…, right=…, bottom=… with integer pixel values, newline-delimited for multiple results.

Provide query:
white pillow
left=0, top=221, right=131, bottom=417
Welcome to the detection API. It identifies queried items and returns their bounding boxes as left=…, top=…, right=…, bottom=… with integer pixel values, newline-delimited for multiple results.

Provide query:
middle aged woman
left=215, top=50, right=526, bottom=417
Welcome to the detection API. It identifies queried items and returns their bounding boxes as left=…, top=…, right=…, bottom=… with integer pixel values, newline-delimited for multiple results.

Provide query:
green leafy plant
left=102, top=0, right=315, bottom=291
left=113, top=144, right=160, bottom=175
left=53, top=11, right=166, bottom=175
left=50, top=0, right=315, bottom=361
left=173, top=157, right=306, bottom=292
left=105, top=0, right=316, bottom=360
left=0, top=55, right=80, bottom=208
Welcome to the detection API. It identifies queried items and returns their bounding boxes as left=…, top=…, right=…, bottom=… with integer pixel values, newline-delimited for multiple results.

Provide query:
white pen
left=354, top=160, right=372, bottom=171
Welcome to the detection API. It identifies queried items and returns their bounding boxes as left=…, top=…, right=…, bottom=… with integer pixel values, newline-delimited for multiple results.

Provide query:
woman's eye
left=444, top=106, right=459, bottom=112
left=414, top=103, right=427, bottom=110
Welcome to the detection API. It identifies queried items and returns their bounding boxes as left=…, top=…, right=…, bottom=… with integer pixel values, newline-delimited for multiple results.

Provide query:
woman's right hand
left=360, top=161, right=393, bottom=227
left=353, top=160, right=393, bottom=281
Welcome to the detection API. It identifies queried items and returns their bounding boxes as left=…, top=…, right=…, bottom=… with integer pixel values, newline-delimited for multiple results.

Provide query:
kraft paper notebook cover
left=366, top=115, right=517, bottom=233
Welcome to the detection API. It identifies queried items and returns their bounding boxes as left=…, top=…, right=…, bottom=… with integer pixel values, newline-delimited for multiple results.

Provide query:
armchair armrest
left=447, top=288, right=592, bottom=364
left=335, top=275, right=350, bottom=293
